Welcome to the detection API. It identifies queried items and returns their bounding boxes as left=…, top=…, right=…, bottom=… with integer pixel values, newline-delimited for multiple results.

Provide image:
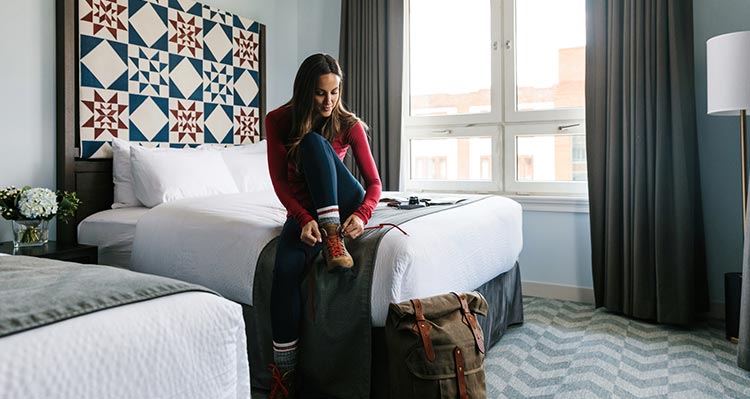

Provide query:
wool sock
left=273, top=339, right=298, bottom=371
left=316, top=205, right=340, bottom=227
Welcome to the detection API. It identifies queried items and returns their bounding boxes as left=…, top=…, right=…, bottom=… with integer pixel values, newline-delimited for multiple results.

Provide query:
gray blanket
left=252, top=197, right=488, bottom=398
left=0, top=255, right=216, bottom=338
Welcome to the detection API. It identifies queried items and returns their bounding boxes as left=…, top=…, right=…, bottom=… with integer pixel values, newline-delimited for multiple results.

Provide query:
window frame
left=400, top=0, right=588, bottom=197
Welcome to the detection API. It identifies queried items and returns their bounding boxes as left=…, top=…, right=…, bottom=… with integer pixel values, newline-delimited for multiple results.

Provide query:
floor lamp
left=707, top=31, right=750, bottom=343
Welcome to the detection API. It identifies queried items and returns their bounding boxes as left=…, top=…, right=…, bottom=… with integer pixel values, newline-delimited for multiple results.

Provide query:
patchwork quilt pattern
left=79, top=0, right=261, bottom=158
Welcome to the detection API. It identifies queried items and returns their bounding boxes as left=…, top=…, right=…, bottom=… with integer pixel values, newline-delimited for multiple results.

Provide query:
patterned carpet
left=485, top=297, right=750, bottom=398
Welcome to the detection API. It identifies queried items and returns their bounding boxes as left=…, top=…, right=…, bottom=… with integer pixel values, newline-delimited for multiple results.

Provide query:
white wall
left=297, top=0, right=342, bottom=63
left=0, top=1, right=57, bottom=242
left=519, top=210, right=593, bottom=293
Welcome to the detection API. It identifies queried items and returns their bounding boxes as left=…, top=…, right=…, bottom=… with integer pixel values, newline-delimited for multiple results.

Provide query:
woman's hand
left=342, top=214, right=364, bottom=240
left=301, top=220, right=322, bottom=246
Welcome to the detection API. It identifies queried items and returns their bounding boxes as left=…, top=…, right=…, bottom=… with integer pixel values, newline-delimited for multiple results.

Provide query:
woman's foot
left=320, top=223, right=354, bottom=272
left=268, top=363, right=297, bottom=399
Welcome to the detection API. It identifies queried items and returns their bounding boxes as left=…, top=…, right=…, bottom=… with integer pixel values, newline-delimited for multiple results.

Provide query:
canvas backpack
left=385, top=291, right=488, bottom=399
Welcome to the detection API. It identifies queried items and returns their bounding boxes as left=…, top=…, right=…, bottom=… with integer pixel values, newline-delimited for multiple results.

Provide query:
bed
left=0, top=253, right=250, bottom=399
left=77, top=189, right=522, bottom=327
left=72, top=146, right=524, bottom=397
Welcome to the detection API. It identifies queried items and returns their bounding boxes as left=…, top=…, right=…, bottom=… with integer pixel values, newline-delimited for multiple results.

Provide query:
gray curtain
left=740, top=197, right=750, bottom=369
left=585, top=0, right=708, bottom=324
left=339, top=0, right=403, bottom=190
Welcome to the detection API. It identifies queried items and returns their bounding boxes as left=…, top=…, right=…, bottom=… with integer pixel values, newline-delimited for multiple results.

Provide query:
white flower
left=18, top=188, right=58, bottom=219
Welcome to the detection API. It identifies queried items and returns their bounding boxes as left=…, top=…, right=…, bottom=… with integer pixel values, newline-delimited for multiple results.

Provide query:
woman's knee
left=300, top=131, right=331, bottom=153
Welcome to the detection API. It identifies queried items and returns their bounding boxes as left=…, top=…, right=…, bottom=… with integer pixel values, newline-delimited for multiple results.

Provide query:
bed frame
left=55, top=0, right=267, bottom=245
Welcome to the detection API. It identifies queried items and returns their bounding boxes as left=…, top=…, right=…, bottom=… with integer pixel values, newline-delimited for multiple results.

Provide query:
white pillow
left=221, top=147, right=274, bottom=193
left=111, top=138, right=142, bottom=208
left=130, top=145, right=239, bottom=208
left=197, top=140, right=272, bottom=193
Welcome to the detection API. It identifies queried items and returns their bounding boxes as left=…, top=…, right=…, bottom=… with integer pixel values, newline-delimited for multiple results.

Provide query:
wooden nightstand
left=0, top=241, right=98, bottom=264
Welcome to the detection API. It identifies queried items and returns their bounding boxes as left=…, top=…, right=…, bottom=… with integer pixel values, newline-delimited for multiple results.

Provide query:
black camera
left=397, top=196, right=426, bottom=209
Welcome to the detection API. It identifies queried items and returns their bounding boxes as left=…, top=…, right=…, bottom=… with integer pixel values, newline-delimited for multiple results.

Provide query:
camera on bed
left=399, top=196, right=427, bottom=210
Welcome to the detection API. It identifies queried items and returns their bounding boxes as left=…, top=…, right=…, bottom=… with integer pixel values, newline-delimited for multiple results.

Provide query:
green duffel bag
left=385, top=291, right=488, bottom=399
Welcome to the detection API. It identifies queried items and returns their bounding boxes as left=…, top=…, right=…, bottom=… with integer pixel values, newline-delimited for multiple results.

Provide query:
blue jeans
left=270, top=132, right=365, bottom=342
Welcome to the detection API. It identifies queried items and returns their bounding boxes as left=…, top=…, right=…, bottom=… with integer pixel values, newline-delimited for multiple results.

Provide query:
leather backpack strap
left=453, top=346, right=469, bottom=399
left=411, top=299, right=435, bottom=362
left=455, top=293, right=485, bottom=354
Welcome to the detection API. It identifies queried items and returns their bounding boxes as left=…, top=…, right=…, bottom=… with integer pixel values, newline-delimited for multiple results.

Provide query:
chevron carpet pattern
left=485, top=297, right=750, bottom=398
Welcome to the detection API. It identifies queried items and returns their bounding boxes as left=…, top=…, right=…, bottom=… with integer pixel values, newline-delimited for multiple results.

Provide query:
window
left=504, top=124, right=587, bottom=194
left=504, top=0, right=586, bottom=121
left=407, top=0, right=495, bottom=119
left=403, top=0, right=587, bottom=195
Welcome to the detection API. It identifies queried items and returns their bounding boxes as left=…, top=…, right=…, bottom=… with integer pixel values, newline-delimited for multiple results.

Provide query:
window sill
left=506, top=194, right=589, bottom=213
left=399, top=188, right=590, bottom=213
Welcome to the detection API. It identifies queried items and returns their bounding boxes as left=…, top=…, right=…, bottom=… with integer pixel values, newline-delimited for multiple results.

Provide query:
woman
left=265, top=53, right=382, bottom=397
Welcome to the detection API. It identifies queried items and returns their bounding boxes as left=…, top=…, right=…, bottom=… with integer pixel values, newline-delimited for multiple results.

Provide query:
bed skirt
left=242, top=261, right=523, bottom=397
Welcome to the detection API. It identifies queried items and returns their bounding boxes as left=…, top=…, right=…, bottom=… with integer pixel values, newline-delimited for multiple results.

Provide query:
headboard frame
left=56, top=0, right=267, bottom=244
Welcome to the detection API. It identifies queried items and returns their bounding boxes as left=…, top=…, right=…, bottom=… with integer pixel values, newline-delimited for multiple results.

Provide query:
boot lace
left=268, top=363, right=291, bottom=399
left=324, top=231, right=346, bottom=258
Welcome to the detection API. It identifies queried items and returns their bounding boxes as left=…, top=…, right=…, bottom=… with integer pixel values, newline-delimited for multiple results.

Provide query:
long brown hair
left=283, top=54, right=364, bottom=168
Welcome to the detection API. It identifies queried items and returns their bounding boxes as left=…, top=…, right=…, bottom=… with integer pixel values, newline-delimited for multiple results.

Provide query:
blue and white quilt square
left=129, top=45, right=169, bottom=97
left=204, top=61, right=233, bottom=105
left=203, top=19, right=233, bottom=65
left=81, top=35, right=129, bottom=91
left=233, top=67, right=258, bottom=107
left=129, top=0, right=168, bottom=51
left=169, top=54, right=203, bottom=100
left=129, top=94, right=169, bottom=142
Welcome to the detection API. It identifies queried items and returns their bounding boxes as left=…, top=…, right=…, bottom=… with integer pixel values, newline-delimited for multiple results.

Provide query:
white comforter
left=130, top=192, right=523, bottom=326
left=131, top=191, right=287, bottom=307
left=0, top=292, right=250, bottom=399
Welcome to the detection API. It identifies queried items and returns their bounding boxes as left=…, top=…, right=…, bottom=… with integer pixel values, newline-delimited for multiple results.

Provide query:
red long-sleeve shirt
left=266, top=106, right=382, bottom=227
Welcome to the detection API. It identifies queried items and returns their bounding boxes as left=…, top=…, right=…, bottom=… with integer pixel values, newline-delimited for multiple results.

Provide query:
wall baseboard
left=522, top=281, right=594, bottom=304
left=522, top=281, right=727, bottom=321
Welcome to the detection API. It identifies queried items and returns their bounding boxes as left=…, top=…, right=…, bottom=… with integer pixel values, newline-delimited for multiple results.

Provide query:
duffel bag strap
left=454, top=346, right=469, bottom=399
left=455, top=293, right=486, bottom=354
left=411, top=299, right=435, bottom=362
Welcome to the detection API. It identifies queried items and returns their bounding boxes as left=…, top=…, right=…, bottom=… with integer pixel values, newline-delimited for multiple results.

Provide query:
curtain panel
left=339, top=0, right=403, bottom=190
left=585, top=0, right=708, bottom=324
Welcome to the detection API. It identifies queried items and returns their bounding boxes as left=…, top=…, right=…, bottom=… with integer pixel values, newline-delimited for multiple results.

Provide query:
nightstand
left=0, top=241, right=98, bottom=264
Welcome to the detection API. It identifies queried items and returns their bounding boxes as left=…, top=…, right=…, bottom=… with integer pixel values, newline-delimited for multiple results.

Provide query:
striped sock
left=317, top=205, right=340, bottom=226
left=273, top=340, right=298, bottom=371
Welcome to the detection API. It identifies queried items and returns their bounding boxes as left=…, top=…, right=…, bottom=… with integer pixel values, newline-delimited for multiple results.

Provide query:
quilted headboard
left=55, top=0, right=266, bottom=244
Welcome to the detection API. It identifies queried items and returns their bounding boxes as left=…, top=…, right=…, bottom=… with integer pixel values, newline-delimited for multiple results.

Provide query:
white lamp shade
left=707, top=31, right=750, bottom=116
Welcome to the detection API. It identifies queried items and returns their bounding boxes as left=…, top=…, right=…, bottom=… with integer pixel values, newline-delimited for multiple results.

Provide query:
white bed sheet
left=0, top=291, right=250, bottom=399
left=78, top=207, right=150, bottom=268
left=126, top=192, right=522, bottom=326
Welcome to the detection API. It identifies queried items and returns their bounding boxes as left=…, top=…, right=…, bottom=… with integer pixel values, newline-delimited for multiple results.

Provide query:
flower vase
left=11, top=219, right=49, bottom=247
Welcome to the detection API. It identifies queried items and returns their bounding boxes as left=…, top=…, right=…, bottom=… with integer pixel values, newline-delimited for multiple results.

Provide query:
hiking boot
left=320, top=223, right=354, bottom=272
left=268, top=364, right=298, bottom=399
